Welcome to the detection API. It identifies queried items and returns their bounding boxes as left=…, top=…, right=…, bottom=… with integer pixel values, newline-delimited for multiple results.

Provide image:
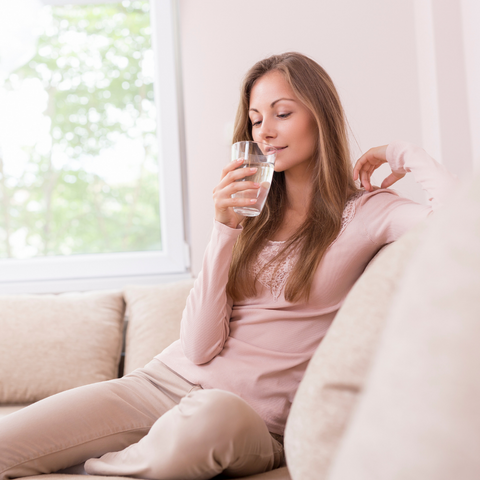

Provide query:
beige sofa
left=1, top=172, right=479, bottom=480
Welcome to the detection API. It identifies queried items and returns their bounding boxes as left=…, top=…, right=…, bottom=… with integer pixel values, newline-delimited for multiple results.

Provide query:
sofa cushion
left=123, top=279, right=194, bottom=374
left=0, top=290, right=125, bottom=404
left=327, top=175, right=480, bottom=479
left=284, top=220, right=427, bottom=480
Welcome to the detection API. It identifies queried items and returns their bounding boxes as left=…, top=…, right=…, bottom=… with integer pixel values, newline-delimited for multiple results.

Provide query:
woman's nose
left=257, top=119, right=276, bottom=141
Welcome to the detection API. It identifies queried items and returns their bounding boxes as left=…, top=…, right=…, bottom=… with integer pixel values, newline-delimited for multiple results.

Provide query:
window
left=0, top=0, right=189, bottom=293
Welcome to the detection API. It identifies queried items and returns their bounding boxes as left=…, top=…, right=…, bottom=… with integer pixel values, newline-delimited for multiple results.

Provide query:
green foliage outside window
left=0, top=1, right=162, bottom=259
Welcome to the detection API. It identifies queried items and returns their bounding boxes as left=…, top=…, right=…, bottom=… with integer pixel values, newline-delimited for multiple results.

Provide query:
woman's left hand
left=353, top=145, right=405, bottom=192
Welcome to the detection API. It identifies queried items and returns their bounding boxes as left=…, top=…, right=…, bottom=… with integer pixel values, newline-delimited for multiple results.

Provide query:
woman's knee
left=176, top=389, right=267, bottom=441
left=94, top=389, right=277, bottom=480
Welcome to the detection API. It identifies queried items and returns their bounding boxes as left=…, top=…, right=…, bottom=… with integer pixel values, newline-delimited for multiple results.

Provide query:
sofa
left=1, top=171, right=479, bottom=480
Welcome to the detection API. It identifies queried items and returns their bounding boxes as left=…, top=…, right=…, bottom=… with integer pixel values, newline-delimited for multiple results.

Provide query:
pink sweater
left=158, top=142, right=457, bottom=435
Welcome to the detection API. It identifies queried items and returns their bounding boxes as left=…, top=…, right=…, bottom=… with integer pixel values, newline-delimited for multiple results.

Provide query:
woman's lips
left=274, top=146, right=287, bottom=151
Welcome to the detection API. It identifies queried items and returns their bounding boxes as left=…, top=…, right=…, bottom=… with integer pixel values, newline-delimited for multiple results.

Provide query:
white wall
left=461, top=0, right=480, bottom=173
left=177, top=0, right=478, bottom=276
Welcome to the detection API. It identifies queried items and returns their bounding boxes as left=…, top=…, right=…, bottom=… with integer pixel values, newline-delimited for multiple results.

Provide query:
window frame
left=0, top=0, right=190, bottom=294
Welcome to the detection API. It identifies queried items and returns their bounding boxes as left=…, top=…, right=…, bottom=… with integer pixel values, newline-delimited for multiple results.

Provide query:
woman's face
left=249, top=70, right=317, bottom=176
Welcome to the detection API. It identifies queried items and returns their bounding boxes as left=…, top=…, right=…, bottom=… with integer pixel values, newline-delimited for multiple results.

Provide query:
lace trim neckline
left=254, top=190, right=366, bottom=300
left=265, top=191, right=365, bottom=246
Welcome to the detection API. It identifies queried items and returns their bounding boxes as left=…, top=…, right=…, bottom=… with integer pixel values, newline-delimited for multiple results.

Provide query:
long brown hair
left=226, top=52, right=360, bottom=303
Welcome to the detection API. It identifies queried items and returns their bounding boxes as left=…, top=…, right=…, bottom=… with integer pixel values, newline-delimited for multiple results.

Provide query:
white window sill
left=0, top=272, right=193, bottom=295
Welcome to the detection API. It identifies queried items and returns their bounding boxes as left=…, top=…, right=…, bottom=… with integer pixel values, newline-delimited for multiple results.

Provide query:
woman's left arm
left=354, top=141, right=459, bottom=210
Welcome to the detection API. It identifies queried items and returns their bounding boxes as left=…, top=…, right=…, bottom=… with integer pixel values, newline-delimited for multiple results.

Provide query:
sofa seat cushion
left=0, top=290, right=125, bottom=404
left=17, top=465, right=291, bottom=479
left=284, top=221, right=427, bottom=480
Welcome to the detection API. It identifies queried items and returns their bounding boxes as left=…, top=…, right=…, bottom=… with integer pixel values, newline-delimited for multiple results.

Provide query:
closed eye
left=251, top=113, right=291, bottom=127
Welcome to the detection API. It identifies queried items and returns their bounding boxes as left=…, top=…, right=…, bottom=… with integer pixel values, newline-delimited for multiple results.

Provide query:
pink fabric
left=158, top=141, right=458, bottom=435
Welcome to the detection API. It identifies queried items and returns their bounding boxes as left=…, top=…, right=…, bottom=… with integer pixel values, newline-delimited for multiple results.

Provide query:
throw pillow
left=123, top=279, right=194, bottom=374
left=0, top=290, right=125, bottom=403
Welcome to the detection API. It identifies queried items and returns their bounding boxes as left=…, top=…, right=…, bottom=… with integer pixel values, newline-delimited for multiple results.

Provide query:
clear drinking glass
left=230, top=141, right=277, bottom=217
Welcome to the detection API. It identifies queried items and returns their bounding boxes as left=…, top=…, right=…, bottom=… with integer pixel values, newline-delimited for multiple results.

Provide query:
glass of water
left=231, top=141, right=277, bottom=217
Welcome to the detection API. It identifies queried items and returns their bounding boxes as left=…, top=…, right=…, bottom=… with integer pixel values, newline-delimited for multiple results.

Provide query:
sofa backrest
left=284, top=220, right=428, bottom=480
left=0, top=280, right=194, bottom=406
left=326, top=173, right=480, bottom=480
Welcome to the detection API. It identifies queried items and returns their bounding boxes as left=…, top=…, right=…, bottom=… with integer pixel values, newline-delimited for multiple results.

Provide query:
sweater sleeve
left=180, top=220, right=242, bottom=365
left=358, top=141, right=459, bottom=246
left=386, top=141, right=458, bottom=210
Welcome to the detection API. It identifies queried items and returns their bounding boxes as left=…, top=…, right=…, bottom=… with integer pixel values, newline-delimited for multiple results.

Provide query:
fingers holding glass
left=230, top=142, right=276, bottom=217
left=213, top=163, right=262, bottom=228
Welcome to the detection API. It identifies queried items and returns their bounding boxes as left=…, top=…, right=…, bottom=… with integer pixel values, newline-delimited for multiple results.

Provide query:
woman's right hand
left=212, top=158, right=260, bottom=229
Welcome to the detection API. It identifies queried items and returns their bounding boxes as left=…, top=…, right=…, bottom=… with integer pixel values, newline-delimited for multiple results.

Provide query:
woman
left=0, top=52, right=456, bottom=480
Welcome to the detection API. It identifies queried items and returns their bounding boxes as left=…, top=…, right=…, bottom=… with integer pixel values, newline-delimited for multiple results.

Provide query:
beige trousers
left=0, top=359, right=284, bottom=480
